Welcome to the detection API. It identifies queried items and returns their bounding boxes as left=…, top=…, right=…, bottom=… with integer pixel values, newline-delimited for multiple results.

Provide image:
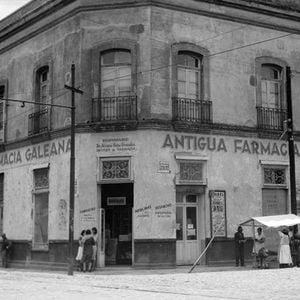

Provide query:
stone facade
left=0, top=0, right=299, bottom=269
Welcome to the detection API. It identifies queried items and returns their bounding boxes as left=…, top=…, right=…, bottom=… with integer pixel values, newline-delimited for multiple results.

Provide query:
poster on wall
left=209, top=190, right=227, bottom=237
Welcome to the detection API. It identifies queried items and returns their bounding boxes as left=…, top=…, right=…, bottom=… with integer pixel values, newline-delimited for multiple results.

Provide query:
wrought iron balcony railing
left=256, top=106, right=287, bottom=131
left=173, top=97, right=212, bottom=123
left=28, top=108, right=49, bottom=136
left=92, top=96, right=137, bottom=122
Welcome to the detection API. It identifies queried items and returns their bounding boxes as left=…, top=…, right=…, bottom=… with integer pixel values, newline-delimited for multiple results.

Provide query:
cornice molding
left=1, top=0, right=300, bottom=54
left=1, top=121, right=299, bottom=153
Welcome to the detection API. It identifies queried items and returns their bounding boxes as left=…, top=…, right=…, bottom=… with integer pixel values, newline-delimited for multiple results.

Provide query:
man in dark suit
left=234, top=226, right=246, bottom=266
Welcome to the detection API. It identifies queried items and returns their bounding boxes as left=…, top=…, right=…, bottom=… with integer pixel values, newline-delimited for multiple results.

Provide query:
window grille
left=263, top=168, right=286, bottom=185
left=179, top=162, right=203, bottom=181
left=33, top=168, right=49, bottom=250
left=101, top=159, right=130, bottom=180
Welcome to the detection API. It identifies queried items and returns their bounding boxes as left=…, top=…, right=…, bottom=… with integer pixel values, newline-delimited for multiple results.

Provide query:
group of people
left=235, top=225, right=300, bottom=269
left=75, top=227, right=98, bottom=272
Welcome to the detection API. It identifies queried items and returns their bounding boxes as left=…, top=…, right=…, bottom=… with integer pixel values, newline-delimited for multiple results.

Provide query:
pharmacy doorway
left=101, top=183, right=133, bottom=265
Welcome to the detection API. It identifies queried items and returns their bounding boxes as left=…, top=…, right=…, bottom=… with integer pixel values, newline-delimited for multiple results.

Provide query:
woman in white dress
left=278, top=228, right=292, bottom=268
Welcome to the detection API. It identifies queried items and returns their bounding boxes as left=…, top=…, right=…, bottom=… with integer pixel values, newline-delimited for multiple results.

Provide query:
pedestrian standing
left=278, top=228, right=293, bottom=268
left=91, top=227, right=98, bottom=271
left=235, top=226, right=246, bottom=267
left=75, top=230, right=85, bottom=271
left=81, top=229, right=95, bottom=272
left=253, top=227, right=266, bottom=268
left=1, top=233, right=11, bottom=268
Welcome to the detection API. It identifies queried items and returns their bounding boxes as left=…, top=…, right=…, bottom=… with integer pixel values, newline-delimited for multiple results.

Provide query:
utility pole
left=65, top=63, right=83, bottom=275
left=286, top=67, right=297, bottom=226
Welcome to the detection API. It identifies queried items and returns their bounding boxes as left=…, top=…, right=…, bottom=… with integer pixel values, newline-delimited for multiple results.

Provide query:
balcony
left=28, top=108, right=49, bottom=136
left=92, top=96, right=137, bottom=122
left=172, top=97, right=212, bottom=123
left=256, top=106, right=287, bottom=131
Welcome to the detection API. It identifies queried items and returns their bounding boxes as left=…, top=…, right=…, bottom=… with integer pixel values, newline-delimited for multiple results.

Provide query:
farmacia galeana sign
left=0, top=138, right=71, bottom=166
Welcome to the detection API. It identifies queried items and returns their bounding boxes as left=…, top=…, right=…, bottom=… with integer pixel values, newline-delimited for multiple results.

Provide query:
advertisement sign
left=210, top=190, right=227, bottom=237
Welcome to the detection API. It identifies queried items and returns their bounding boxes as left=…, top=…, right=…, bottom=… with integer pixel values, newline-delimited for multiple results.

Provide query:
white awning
left=240, top=214, right=300, bottom=228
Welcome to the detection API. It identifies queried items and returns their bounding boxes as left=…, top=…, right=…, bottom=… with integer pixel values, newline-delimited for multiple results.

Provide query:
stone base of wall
left=205, top=237, right=254, bottom=265
left=2, top=238, right=258, bottom=270
left=134, top=239, right=176, bottom=267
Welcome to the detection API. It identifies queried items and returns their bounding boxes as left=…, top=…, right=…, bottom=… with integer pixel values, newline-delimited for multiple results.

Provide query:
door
left=176, top=194, right=200, bottom=265
left=101, top=183, right=133, bottom=265
left=97, top=208, right=105, bottom=268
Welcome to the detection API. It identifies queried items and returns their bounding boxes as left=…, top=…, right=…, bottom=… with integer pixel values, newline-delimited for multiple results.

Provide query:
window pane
left=0, top=102, right=3, bottom=130
left=0, top=85, right=4, bottom=98
left=118, top=66, right=131, bottom=95
left=102, top=67, right=116, bottom=81
left=176, top=193, right=184, bottom=203
left=186, top=207, right=197, bottom=240
left=188, top=70, right=197, bottom=83
left=41, top=71, right=48, bottom=82
left=101, top=52, right=132, bottom=97
left=188, top=83, right=197, bottom=97
left=102, top=160, right=130, bottom=180
left=34, top=193, right=49, bottom=247
left=115, top=51, right=131, bottom=64
left=178, top=68, right=186, bottom=82
left=178, top=82, right=186, bottom=98
left=102, top=81, right=116, bottom=97
left=176, top=207, right=183, bottom=240
left=264, top=168, right=286, bottom=185
left=34, top=168, right=49, bottom=189
left=186, top=195, right=197, bottom=203
left=102, top=52, right=115, bottom=65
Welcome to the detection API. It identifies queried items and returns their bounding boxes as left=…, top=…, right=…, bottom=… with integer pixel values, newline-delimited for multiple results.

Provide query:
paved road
left=0, top=266, right=299, bottom=299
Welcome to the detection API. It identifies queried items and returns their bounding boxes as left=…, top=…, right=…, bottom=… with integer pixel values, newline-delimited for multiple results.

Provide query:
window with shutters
left=256, top=57, right=287, bottom=130
left=32, top=168, right=49, bottom=250
left=29, top=66, right=50, bottom=136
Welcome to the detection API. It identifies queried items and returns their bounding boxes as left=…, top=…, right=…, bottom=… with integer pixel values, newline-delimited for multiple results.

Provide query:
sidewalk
left=91, top=264, right=255, bottom=275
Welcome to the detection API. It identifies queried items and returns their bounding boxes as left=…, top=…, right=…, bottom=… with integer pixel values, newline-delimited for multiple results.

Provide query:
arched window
left=29, top=65, right=50, bottom=135
left=255, top=57, right=287, bottom=131
left=261, top=64, right=283, bottom=109
left=177, top=51, right=202, bottom=100
left=101, top=50, right=132, bottom=97
left=36, top=66, right=49, bottom=105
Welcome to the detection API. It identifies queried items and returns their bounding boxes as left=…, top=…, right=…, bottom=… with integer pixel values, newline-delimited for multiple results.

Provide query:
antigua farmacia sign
left=162, top=134, right=300, bottom=156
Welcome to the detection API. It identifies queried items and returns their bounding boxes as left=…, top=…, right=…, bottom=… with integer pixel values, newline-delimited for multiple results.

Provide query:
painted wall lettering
left=162, top=134, right=299, bottom=157
left=0, top=138, right=71, bottom=167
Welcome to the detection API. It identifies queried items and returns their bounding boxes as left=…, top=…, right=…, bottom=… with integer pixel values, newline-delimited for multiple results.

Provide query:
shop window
left=100, top=158, right=131, bottom=181
left=32, top=168, right=49, bottom=250
left=256, top=57, right=287, bottom=130
left=263, top=167, right=286, bottom=185
left=0, top=173, right=4, bottom=235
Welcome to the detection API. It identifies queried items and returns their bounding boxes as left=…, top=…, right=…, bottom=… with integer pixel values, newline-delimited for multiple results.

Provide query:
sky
left=0, top=0, right=32, bottom=20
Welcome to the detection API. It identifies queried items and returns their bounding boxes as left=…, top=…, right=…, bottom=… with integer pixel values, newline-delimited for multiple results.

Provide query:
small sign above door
left=107, top=197, right=126, bottom=206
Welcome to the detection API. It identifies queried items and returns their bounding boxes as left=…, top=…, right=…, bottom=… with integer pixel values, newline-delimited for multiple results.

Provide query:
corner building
left=0, top=0, right=300, bottom=269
